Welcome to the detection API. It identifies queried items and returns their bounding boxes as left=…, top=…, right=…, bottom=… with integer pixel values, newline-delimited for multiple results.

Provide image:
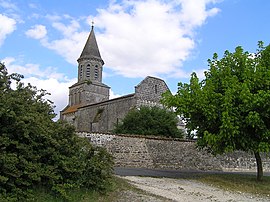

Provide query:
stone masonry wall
left=216, top=151, right=270, bottom=171
left=77, top=95, right=136, bottom=132
left=73, top=76, right=169, bottom=133
left=135, top=76, right=169, bottom=103
left=78, top=132, right=270, bottom=172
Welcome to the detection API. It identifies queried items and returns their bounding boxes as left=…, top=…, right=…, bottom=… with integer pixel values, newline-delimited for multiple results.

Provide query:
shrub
left=0, top=63, right=113, bottom=200
left=114, top=106, right=183, bottom=138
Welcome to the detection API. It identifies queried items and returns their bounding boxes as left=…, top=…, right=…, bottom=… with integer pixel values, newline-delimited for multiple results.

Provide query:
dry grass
left=195, top=173, right=270, bottom=198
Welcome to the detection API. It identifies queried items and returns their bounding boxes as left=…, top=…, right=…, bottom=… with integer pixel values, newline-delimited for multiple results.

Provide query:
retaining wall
left=78, top=132, right=270, bottom=172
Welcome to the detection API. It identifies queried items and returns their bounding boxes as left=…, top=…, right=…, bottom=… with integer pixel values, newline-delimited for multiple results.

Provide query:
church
left=60, top=25, right=170, bottom=133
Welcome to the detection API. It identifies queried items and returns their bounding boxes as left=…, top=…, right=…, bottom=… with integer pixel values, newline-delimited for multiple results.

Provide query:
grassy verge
left=29, top=187, right=111, bottom=202
left=4, top=173, right=269, bottom=201
left=23, top=176, right=132, bottom=202
left=0, top=176, right=129, bottom=202
left=195, top=173, right=270, bottom=198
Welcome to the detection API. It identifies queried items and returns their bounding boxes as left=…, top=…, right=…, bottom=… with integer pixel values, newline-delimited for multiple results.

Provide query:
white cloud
left=25, top=24, right=47, bottom=39
left=45, top=14, right=62, bottom=21
left=0, top=0, right=18, bottom=10
left=1, top=57, right=76, bottom=119
left=22, top=77, right=76, bottom=120
left=193, top=68, right=207, bottom=80
left=0, top=1, right=23, bottom=23
left=38, top=19, right=88, bottom=64
left=94, top=0, right=220, bottom=78
left=29, top=0, right=220, bottom=79
left=52, top=20, right=80, bottom=37
left=168, top=68, right=190, bottom=79
left=2, top=57, right=68, bottom=80
left=177, top=0, right=220, bottom=31
left=0, top=14, right=16, bottom=46
left=109, top=89, right=122, bottom=99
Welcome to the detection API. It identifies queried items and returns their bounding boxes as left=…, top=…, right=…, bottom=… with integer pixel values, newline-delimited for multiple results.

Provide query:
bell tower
left=68, top=24, right=110, bottom=107
left=77, top=24, right=104, bottom=83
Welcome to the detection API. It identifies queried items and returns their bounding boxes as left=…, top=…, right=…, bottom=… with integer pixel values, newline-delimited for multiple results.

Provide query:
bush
left=0, top=63, right=113, bottom=201
left=114, top=106, right=183, bottom=138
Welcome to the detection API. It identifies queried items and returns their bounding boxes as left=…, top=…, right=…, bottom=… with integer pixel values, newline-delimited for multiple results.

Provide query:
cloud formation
left=41, top=20, right=88, bottom=64
left=0, top=0, right=18, bottom=11
left=95, top=0, right=220, bottom=78
left=109, top=89, right=122, bottom=99
left=25, top=19, right=88, bottom=65
left=0, top=14, right=16, bottom=46
left=25, top=25, right=47, bottom=39
left=2, top=57, right=76, bottom=119
left=25, top=0, right=220, bottom=79
left=23, top=76, right=76, bottom=120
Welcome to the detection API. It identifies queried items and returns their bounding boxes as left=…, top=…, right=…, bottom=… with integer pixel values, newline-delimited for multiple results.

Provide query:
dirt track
left=120, top=176, right=269, bottom=202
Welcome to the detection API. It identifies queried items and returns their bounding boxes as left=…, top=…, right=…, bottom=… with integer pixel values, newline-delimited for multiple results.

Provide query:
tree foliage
left=162, top=42, right=270, bottom=180
left=0, top=63, right=113, bottom=201
left=114, top=106, right=183, bottom=138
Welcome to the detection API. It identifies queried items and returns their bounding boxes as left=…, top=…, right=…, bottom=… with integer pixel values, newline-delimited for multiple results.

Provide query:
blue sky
left=1, top=0, right=269, bottom=119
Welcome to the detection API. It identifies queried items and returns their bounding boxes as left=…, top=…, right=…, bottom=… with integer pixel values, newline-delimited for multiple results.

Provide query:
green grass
left=1, top=175, right=161, bottom=202
left=18, top=176, right=139, bottom=202
left=28, top=174, right=270, bottom=201
left=3, top=173, right=269, bottom=201
left=28, top=187, right=106, bottom=202
left=195, top=173, right=270, bottom=198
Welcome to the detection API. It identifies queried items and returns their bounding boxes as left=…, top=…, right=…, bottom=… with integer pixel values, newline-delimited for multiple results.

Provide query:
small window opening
left=155, top=85, right=158, bottom=94
left=80, top=65, right=83, bottom=79
left=94, top=65, right=98, bottom=79
left=86, top=64, right=90, bottom=77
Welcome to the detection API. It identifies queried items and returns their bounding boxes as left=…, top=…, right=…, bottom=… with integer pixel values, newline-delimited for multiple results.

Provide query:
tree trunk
left=254, top=152, right=263, bottom=181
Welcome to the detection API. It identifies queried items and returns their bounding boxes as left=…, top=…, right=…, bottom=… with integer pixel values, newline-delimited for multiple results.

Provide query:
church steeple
left=78, top=25, right=104, bottom=64
left=77, top=24, right=104, bottom=83
left=61, top=22, right=110, bottom=121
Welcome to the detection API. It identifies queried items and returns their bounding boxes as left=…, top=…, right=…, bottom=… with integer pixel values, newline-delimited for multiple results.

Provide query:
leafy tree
left=114, top=106, right=183, bottom=138
left=0, top=63, right=113, bottom=200
left=162, top=42, right=270, bottom=181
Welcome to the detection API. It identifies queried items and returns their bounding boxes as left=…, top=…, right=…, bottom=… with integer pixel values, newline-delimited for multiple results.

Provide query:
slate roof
left=78, top=25, right=104, bottom=64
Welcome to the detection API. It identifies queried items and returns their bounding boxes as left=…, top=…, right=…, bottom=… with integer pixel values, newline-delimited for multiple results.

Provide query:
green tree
left=0, top=63, right=113, bottom=200
left=114, top=106, right=183, bottom=138
left=162, top=42, right=270, bottom=181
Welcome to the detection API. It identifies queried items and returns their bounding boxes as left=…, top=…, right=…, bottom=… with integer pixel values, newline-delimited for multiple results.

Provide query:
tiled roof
left=62, top=104, right=82, bottom=115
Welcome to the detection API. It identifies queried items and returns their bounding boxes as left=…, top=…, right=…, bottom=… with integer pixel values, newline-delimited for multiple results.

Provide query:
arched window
left=86, top=64, right=90, bottom=77
left=94, top=65, right=98, bottom=79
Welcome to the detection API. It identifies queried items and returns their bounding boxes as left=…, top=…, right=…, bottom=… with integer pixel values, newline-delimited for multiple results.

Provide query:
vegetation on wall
left=162, top=41, right=270, bottom=181
left=113, top=106, right=183, bottom=138
left=0, top=63, right=113, bottom=201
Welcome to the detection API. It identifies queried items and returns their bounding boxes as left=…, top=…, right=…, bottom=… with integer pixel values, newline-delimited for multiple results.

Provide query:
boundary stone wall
left=78, top=132, right=270, bottom=172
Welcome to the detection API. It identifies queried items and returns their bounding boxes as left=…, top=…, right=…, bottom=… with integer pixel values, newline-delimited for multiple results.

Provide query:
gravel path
left=120, top=176, right=269, bottom=202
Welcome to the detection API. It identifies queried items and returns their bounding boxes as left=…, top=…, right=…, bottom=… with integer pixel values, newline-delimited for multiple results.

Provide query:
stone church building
left=60, top=26, right=170, bottom=132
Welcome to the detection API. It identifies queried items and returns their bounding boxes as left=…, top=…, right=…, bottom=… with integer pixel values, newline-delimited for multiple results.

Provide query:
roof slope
left=78, top=26, right=103, bottom=63
left=62, top=104, right=82, bottom=115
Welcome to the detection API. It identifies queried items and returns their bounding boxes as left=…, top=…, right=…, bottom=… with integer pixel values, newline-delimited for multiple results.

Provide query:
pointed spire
left=78, top=23, right=104, bottom=64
